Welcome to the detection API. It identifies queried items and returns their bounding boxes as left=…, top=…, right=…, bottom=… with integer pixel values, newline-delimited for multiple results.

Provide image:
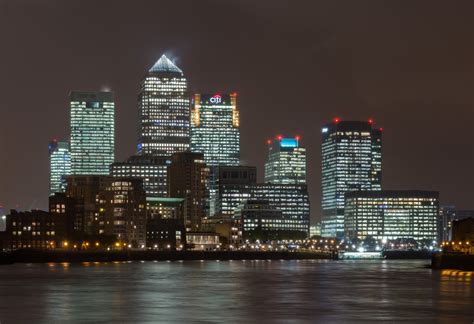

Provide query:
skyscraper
left=70, top=91, right=115, bottom=175
left=321, top=118, right=382, bottom=238
left=48, top=140, right=71, bottom=195
left=264, top=136, right=306, bottom=185
left=138, top=54, right=190, bottom=156
left=190, top=93, right=240, bottom=166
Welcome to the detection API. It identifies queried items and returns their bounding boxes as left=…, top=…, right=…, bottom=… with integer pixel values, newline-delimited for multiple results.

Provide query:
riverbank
left=0, top=249, right=334, bottom=264
left=431, top=252, right=474, bottom=271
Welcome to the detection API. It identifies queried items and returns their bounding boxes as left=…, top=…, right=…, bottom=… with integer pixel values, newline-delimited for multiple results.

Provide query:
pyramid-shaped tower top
left=149, top=54, right=183, bottom=74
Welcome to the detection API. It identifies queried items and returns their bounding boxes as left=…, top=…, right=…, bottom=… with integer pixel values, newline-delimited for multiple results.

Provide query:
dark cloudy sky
left=1, top=0, right=473, bottom=221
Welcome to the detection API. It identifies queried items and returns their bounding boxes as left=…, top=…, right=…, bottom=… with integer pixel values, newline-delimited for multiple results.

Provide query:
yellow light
left=63, top=241, right=69, bottom=247
left=95, top=242, right=100, bottom=247
left=115, top=242, right=120, bottom=247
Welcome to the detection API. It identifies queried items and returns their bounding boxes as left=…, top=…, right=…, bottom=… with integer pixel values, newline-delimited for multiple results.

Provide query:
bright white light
left=358, top=247, right=365, bottom=253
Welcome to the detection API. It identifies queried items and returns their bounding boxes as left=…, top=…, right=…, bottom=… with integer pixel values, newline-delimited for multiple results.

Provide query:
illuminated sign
left=209, top=94, right=222, bottom=104
left=280, top=138, right=298, bottom=148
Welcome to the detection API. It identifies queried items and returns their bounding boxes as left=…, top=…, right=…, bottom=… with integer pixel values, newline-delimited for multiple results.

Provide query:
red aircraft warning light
left=276, top=135, right=283, bottom=141
left=267, top=139, right=272, bottom=145
left=295, top=135, right=301, bottom=141
left=368, top=118, right=374, bottom=124
left=333, top=117, right=340, bottom=124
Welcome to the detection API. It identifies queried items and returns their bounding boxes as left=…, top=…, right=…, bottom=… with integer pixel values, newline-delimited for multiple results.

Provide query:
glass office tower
left=264, top=136, right=306, bottom=185
left=48, top=140, right=71, bottom=195
left=190, top=93, right=240, bottom=166
left=70, top=91, right=115, bottom=175
left=321, top=118, right=382, bottom=238
left=137, top=54, right=189, bottom=156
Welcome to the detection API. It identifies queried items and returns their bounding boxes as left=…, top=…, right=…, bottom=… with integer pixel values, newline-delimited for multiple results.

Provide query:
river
left=0, top=260, right=472, bottom=323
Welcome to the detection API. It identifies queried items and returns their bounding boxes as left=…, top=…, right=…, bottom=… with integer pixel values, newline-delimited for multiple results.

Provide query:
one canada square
left=137, top=54, right=190, bottom=156
left=321, top=118, right=382, bottom=238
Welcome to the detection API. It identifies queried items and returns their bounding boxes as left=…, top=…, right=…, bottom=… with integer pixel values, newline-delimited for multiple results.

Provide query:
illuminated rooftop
left=149, top=54, right=183, bottom=74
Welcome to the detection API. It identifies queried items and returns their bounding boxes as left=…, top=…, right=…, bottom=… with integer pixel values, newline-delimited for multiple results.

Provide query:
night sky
left=1, top=0, right=473, bottom=221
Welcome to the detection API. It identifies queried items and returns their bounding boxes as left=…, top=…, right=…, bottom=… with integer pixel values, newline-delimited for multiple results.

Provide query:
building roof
left=345, top=190, right=439, bottom=199
left=149, top=54, right=183, bottom=74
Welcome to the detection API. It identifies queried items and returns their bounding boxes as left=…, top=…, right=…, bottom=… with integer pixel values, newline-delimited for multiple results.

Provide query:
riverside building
left=321, top=118, right=382, bottom=238
left=344, top=190, right=439, bottom=242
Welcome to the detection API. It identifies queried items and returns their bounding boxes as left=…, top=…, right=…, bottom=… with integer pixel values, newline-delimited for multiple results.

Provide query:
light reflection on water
left=0, top=260, right=473, bottom=323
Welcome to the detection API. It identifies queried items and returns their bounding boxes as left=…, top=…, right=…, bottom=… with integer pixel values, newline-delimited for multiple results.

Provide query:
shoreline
left=0, top=250, right=335, bottom=265
left=0, top=249, right=439, bottom=265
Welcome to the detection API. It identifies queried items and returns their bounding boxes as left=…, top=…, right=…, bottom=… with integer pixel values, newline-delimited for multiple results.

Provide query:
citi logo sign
left=210, top=94, right=222, bottom=104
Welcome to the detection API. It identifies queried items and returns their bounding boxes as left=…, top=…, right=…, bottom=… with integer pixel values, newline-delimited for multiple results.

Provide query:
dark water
left=0, top=260, right=473, bottom=323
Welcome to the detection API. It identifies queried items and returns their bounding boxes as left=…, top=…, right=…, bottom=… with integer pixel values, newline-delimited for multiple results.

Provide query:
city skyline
left=1, top=1, right=473, bottom=221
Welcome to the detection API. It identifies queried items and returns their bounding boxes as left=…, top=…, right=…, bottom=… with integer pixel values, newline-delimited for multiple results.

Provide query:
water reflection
left=0, top=260, right=472, bottom=322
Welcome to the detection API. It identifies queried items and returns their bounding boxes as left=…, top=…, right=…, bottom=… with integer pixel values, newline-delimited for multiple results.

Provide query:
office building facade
left=70, top=91, right=115, bottom=175
left=48, top=140, right=71, bottom=195
left=137, top=54, right=189, bottom=156
left=210, top=165, right=257, bottom=217
left=190, top=93, right=240, bottom=166
left=110, top=155, right=169, bottom=198
left=215, top=183, right=310, bottom=235
left=344, top=190, right=439, bottom=242
left=264, top=136, right=306, bottom=185
left=235, top=199, right=306, bottom=241
left=321, top=119, right=382, bottom=238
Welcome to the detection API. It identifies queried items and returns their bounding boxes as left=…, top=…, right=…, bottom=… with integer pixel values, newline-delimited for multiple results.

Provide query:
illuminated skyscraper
left=138, top=54, right=190, bottom=156
left=48, top=140, right=71, bottom=195
left=264, top=136, right=306, bottom=185
left=70, top=91, right=115, bottom=175
left=190, top=93, right=240, bottom=166
left=321, top=118, right=382, bottom=238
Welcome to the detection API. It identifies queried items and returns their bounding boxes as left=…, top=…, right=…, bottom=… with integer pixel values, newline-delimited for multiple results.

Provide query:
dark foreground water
left=0, top=260, right=473, bottom=323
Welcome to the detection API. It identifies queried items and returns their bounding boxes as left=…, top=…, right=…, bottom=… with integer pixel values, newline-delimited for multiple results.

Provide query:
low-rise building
left=234, top=199, right=306, bottom=241
left=146, top=217, right=186, bottom=250
left=344, top=190, right=439, bottom=242
left=186, top=232, right=220, bottom=251
left=5, top=210, right=72, bottom=250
